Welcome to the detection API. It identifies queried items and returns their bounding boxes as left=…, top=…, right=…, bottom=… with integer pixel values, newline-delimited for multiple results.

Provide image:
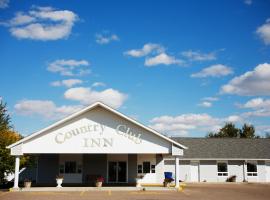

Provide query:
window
left=143, top=162, right=150, bottom=173
left=247, top=162, right=257, bottom=176
left=217, top=162, right=228, bottom=176
left=137, top=165, right=142, bottom=173
left=59, top=164, right=64, bottom=174
left=151, top=164, right=155, bottom=173
left=65, top=161, right=76, bottom=173
left=77, top=164, right=82, bottom=173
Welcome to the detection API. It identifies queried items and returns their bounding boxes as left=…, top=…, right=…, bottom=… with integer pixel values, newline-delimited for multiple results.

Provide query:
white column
left=175, top=156, right=179, bottom=188
left=243, top=160, right=247, bottom=182
left=14, top=156, right=20, bottom=188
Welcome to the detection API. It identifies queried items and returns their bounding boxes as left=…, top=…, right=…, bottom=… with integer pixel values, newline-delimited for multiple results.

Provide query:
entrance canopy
left=8, top=102, right=187, bottom=156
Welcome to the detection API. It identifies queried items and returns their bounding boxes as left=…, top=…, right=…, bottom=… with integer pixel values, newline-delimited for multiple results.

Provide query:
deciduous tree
left=240, top=124, right=258, bottom=138
left=207, top=123, right=260, bottom=138
left=0, top=99, right=24, bottom=185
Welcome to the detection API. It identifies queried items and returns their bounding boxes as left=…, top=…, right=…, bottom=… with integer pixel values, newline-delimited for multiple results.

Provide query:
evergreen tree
left=0, top=100, right=11, bottom=132
left=240, top=124, right=258, bottom=138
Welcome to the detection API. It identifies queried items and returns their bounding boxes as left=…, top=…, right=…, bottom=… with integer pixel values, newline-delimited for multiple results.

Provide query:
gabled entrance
left=7, top=102, right=186, bottom=188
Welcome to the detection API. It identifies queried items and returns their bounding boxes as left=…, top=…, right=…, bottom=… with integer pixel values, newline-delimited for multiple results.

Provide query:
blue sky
left=1, top=0, right=270, bottom=137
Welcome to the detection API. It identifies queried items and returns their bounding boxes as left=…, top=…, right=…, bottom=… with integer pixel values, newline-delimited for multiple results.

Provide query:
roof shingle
left=172, top=138, right=270, bottom=159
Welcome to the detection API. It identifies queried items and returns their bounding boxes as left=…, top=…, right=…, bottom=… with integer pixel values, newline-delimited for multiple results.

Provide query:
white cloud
left=198, top=101, right=212, bottom=108
left=124, top=43, right=183, bottom=67
left=0, top=0, right=9, bottom=9
left=220, top=63, right=270, bottom=96
left=241, top=98, right=270, bottom=109
left=124, top=43, right=164, bottom=57
left=243, top=109, right=270, bottom=118
left=92, top=82, right=106, bottom=87
left=14, top=99, right=83, bottom=120
left=64, top=87, right=128, bottom=109
left=256, top=19, right=270, bottom=45
left=149, top=113, right=221, bottom=136
left=191, top=64, right=233, bottom=78
left=149, top=113, right=243, bottom=136
left=95, top=33, right=119, bottom=44
left=5, top=6, right=78, bottom=40
left=244, top=0, right=252, bottom=5
left=51, top=79, right=83, bottom=87
left=226, top=115, right=243, bottom=123
left=9, top=12, right=36, bottom=26
left=145, top=53, right=184, bottom=67
left=202, top=97, right=219, bottom=101
left=198, top=97, right=219, bottom=108
left=181, top=50, right=217, bottom=61
left=47, top=59, right=90, bottom=76
left=239, top=98, right=270, bottom=117
left=256, top=125, right=270, bottom=135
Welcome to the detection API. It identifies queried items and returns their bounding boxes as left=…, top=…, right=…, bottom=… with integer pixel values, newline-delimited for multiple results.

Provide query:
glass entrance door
left=118, top=161, right=127, bottom=182
left=108, top=161, right=117, bottom=182
left=108, top=161, right=127, bottom=183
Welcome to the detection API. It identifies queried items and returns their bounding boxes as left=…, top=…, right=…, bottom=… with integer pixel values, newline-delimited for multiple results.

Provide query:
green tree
left=0, top=99, right=22, bottom=185
left=0, top=100, right=11, bottom=132
left=0, top=129, right=21, bottom=184
left=207, top=123, right=240, bottom=138
left=207, top=123, right=260, bottom=138
left=240, top=124, right=258, bottom=138
left=219, top=123, right=240, bottom=137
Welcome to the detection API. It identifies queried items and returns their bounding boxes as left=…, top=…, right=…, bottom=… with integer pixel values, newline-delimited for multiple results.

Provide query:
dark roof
left=172, top=137, right=270, bottom=159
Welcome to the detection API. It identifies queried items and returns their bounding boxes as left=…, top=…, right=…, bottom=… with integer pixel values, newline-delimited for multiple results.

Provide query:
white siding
left=258, top=161, right=266, bottom=182
left=153, top=159, right=270, bottom=183
left=179, top=160, right=190, bottom=182
left=163, top=159, right=191, bottom=182
left=199, top=160, right=217, bottom=182
left=164, top=160, right=175, bottom=173
left=155, top=155, right=165, bottom=183
left=266, top=161, right=270, bottom=182
left=137, top=154, right=157, bottom=184
left=20, top=107, right=173, bottom=154
left=228, top=160, right=244, bottom=182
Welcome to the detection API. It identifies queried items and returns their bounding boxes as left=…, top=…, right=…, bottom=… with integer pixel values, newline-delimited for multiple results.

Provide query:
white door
left=266, top=161, right=270, bottom=182
left=190, top=161, right=199, bottom=182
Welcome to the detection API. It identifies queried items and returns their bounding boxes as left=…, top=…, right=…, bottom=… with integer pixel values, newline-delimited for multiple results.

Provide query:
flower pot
left=24, top=181, right=31, bottom=188
left=135, top=178, right=142, bottom=187
left=56, top=178, right=63, bottom=187
left=96, top=181, right=102, bottom=187
left=163, top=182, right=170, bottom=187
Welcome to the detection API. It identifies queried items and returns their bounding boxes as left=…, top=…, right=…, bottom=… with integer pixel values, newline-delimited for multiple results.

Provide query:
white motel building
left=7, top=102, right=270, bottom=188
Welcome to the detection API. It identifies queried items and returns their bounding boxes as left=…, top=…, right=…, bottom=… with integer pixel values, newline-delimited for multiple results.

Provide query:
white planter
left=135, top=178, right=142, bottom=187
left=95, top=181, right=102, bottom=187
left=24, top=181, right=31, bottom=188
left=163, top=182, right=170, bottom=187
left=56, top=178, right=63, bottom=187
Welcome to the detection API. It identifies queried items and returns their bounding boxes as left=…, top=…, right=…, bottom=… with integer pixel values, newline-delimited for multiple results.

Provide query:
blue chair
left=164, top=172, right=174, bottom=181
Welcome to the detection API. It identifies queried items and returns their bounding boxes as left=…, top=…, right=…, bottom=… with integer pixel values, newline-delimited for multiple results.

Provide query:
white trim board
left=164, top=158, right=270, bottom=161
left=7, top=102, right=187, bottom=150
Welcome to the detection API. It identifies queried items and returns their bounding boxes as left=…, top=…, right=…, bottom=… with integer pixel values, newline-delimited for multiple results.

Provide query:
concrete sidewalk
left=11, top=186, right=176, bottom=192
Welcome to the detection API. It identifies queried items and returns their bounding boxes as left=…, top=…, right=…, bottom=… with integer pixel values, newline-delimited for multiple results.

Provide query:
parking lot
left=0, top=184, right=270, bottom=200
